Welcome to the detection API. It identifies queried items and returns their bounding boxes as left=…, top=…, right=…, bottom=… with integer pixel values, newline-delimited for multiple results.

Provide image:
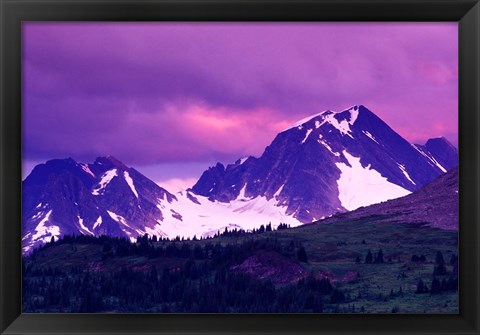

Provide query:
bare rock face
left=423, top=137, right=458, bottom=170
left=22, top=156, right=176, bottom=253
left=192, top=105, right=455, bottom=223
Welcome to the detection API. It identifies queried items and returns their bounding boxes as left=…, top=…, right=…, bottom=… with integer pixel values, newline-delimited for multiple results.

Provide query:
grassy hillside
left=23, top=215, right=458, bottom=313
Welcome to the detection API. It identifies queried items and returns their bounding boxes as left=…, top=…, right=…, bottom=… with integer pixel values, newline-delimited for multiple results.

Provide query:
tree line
left=23, top=234, right=346, bottom=313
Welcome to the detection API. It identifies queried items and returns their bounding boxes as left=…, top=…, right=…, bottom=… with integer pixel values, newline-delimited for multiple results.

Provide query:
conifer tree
left=297, top=246, right=308, bottom=263
left=365, top=250, right=373, bottom=264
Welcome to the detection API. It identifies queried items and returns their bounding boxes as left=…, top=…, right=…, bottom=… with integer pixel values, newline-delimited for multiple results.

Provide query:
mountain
left=22, top=105, right=458, bottom=253
left=22, top=156, right=176, bottom=253
left=414, top=137, right=458, bottom=172
left=22, top=156, right=301, bottom=254
left=318, top=167, right=458, bottom=230
left=192, top=105, right=454, bottom=222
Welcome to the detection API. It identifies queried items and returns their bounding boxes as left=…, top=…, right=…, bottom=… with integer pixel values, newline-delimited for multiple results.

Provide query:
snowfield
left=335, top=151, right=411, bottom=211
left=153, top=187, right=302, bottom=239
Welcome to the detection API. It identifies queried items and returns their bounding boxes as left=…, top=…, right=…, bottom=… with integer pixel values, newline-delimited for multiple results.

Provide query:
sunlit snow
left=124, top=171, right=139, bottom=198
left=398, top=164, right=416, bottom=185
left=363, top=130, right=380, bottom=144
left=31, top=210, right=60, bottom=243
left=80, top=163, right=95, bottom=177
left=93, top=216, right=102, bottom=230
left=274, top=184, right=284, bottom=198
left=145, top=222, right=168, bottom=238
left=286, top=112, right=324, bottom=130
left=77, top=216, right=94, bottom=236
left=335, top=151, right=410, bottom=211
left=285, top=107, right=360, bottom=138
left=347, top=106, right=360, bottom=124
left=318, top=138, right=340, bottom=157
left=324, top=113, right=354, bottom=138
left=301, top=129, right=313, bottom=144
left=239, top=157, right=249, bottom=164
left=107, top=210, right=131, bottom=228
left=153, top=190, right=302, bottom=239
left=32, top=211, right=45, bottom=220
left=92, top=169, right=117, bottom=195
left=413, top=145, right=447, bottom=172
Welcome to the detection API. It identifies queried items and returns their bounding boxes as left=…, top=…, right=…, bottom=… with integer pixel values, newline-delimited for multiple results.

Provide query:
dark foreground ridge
left=318, top=167, right=458, bottom=230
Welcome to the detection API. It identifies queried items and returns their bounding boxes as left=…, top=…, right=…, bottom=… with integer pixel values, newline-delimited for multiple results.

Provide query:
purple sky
left=22, top=22, right=458, bottom=190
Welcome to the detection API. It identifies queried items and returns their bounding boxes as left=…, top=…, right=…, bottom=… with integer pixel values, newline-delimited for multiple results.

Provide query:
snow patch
left=124, top=171, right=139, bottom=198
left=318, top=139, right=340, bottom=157
left=285, top=107, right=359, bottom=138
left=347, top=106, right=360, bottom=125
left=363, top=130, right=380, bottom=144
left=413, top=145, right=447, bottom=172
left=145, top=223, right=168, bottom=238
left=301, top=129, right=313, bottom=144
left=107, top=210, right=131, bottom=228
left=284, top=111, right=326, bottom=131
left=335, top=151, right=410, bottom=211
left=93, top=216, right=103, bottom=230
left=237, top=184, right=250, bottom=200
left=77, top=216, right=94, bottom=236
left=92, top=169, right=117, bottom=195
left=274, top=184, right=284, bottom=198
left=32, top=211, right=44, bottom=220
left=80, top=164, right=95, bottom=177
left=326, top=113, right=354, bottom=138
left=398, top=164, right=416, bottom=185
left=149, top=188, right=302, bottom=240
left=31, top=210, right=61, bottom=243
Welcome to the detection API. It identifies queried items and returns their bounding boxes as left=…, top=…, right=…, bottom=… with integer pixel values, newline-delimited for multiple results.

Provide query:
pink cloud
left=23, top=22, right=458, bottom=166
left=415, top=61, right=457, bottom=85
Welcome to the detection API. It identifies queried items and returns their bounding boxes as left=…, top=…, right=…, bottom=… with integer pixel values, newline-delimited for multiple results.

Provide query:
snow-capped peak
left=345, top=105, right=360, bottom=125
left=283, top=105, right=364, bottom=133
left=283, top=110, right=332, bottom=131
left=94, top=156, right=129, bottom=170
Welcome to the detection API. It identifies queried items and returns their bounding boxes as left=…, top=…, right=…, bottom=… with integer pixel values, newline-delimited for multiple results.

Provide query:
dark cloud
left=23, top=22, right=458, bottom=169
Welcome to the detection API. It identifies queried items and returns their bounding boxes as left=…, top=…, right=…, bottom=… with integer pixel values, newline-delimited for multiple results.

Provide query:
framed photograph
left=1, top=0, right=479, bottom=334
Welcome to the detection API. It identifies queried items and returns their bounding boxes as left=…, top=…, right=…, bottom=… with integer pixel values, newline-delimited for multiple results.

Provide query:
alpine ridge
left=192, top=105, right=455, bottom=222
left=22, top=105, right=457, bottom=253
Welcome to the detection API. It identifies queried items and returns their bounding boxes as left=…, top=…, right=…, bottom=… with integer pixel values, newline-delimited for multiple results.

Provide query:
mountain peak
left=421, top=137, right=458, bottom=171
left=284, top=104, right=368, bottom=132
left=333, top=105, right=364, bottom=125
left=94, top=156, right=129, bottom=170
left=425, top=137, right=456, bottom=149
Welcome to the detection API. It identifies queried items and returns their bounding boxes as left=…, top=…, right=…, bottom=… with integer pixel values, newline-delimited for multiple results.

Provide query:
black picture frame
left=1, top=0, right=479, bottom=334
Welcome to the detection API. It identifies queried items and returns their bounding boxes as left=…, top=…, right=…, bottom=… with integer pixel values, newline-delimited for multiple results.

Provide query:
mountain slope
left=414, top=137, right=458, bottom=172
left=23, top=105, right=458, bottom=253
left=22, top=156, right=177, bottom=253
left=22, top=157, right=302, bottom=253
left=192, top=105, right=453, bottom=222
left=318, top=167, right=458, bottom=230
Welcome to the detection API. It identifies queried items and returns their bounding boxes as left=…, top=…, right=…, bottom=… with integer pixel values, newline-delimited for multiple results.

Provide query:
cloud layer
left=23, top=22, right=458, bottom=169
